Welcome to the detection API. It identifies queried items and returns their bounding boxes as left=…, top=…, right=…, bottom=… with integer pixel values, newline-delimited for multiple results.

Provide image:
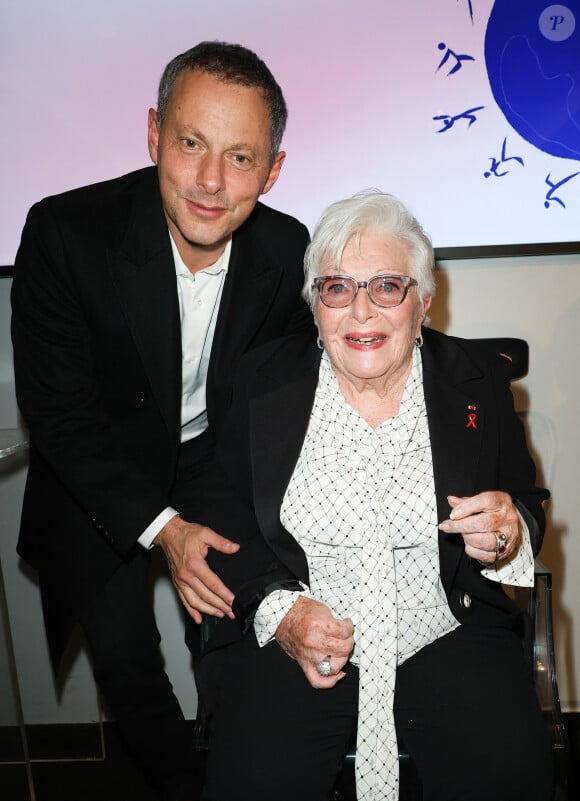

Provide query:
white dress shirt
left=138, top=236, right=230, bottom=548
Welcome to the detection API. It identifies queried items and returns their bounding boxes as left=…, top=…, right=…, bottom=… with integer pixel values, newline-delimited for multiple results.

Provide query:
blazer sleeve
left=198, top=349, right=307, bottom=630
left=11, top=201, right=170, bottom=555
left=494, top=353, right=549, bottom=555
left=197, top=471, right=304, bottom=632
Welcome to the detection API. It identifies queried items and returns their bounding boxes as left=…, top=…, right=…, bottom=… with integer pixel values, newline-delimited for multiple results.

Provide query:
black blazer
left=199, top=328, right=549, bottom=655
left=11, top=166, right=314, bottom=663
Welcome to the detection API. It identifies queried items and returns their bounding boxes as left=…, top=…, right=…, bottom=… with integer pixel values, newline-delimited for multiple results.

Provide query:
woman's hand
left=275, top=596, right=354, bottom=688
left=438, top=491, right=521, bottom=564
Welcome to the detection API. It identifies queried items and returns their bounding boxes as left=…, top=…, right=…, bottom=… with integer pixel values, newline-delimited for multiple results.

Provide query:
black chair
left=475, top=340, right=567, bottom=794
left=527, top=560, right=568, bottom=799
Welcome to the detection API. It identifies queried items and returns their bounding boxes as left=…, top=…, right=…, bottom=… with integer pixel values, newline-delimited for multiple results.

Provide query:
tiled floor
left=0, top=715, right=578, bottom=800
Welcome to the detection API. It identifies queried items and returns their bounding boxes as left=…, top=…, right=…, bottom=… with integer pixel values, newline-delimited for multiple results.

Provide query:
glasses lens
left=368, top=276, right=406, bottom=307
left=319, top=277, right=356, bottom=307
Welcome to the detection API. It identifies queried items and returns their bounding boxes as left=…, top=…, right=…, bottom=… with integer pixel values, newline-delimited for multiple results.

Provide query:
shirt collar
left=169, top=233, right=231, bottom=278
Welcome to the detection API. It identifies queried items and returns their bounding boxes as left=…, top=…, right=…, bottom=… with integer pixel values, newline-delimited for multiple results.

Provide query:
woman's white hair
left=303, top=191, right=436, bottom=310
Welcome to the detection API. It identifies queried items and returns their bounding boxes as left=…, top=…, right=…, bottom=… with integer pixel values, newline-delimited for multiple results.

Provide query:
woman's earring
left=316, top=336, right=324, bottom=351
left=415, top=334, right=424, bottom=348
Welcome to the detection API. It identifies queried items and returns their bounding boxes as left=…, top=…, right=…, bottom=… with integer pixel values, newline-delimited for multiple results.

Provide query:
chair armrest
left=530, top=560, right=567, bottom=752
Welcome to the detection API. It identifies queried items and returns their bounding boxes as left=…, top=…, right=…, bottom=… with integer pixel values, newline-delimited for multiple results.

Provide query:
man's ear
left=261, top=151, right=286, bottom=195
left=147, top=108, right=160, bottom=165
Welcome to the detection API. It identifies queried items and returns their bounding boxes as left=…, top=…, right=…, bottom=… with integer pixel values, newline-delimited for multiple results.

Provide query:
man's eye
left=232, top=154, right=251, bottom=166
left=183, top=139, right=199, bottom=149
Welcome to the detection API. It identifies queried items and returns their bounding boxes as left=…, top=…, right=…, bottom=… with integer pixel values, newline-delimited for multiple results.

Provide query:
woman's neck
left=334, top=359, right=413, bottom=428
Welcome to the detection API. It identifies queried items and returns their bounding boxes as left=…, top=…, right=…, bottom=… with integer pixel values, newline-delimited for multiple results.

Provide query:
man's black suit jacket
left=11, top=166, right=314, bottom=665
left=197, top=328, right=550, bottom=658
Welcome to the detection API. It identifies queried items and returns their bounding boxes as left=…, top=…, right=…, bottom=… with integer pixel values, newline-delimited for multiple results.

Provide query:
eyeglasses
left=313, top=274, right=418, bottom=309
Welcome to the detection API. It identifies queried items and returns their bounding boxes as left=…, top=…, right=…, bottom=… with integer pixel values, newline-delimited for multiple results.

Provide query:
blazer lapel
left=108, top=180, right=182, bottom=443
left=421, top=330, right=486, bottom=589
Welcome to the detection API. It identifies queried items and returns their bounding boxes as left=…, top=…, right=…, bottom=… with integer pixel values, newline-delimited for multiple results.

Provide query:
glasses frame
left=313, top=274, right=419, bottom=309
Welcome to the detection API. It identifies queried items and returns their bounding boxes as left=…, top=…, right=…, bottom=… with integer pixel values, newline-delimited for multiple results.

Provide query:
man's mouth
left=190, top=202, right=225, bottom=211
left=184, top=197, right=229, bottom=216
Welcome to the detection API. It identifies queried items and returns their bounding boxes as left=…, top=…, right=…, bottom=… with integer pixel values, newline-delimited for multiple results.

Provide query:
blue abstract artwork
left=485, top=1, right=580, bottom=161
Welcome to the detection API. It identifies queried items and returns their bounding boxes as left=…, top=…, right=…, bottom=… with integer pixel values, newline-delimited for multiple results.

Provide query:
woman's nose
left=351, top=285, right=376, bottom=321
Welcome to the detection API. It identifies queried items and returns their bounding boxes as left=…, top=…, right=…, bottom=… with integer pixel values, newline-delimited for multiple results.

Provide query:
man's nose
left=196, top=152, right=225, bottom=194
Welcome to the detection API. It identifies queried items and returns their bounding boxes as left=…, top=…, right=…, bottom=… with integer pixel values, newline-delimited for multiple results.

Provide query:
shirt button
left=460, top=593, right=472, bottom=609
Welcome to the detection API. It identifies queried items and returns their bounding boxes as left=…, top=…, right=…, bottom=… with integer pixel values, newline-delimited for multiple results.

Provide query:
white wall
left=432, top=252, right=580, bottom=710
left=1, top=250, right=579, bottom=725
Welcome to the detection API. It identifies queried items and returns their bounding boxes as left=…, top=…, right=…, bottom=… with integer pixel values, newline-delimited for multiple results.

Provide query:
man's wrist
left=138, top=507, right=180, bottom=549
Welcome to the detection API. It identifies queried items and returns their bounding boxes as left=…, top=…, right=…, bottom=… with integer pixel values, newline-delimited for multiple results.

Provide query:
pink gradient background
left=1, top=0, right=577, bottom=263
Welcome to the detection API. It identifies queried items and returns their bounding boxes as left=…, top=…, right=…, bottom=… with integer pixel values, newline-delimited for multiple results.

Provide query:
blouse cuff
left=480, top=508, right=534, bottom=587
left=254, top=587, right=308, bottom=647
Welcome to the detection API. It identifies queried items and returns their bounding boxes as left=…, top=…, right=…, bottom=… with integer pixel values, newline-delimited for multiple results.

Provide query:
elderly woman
left=196, top=193, right=553, bottom=801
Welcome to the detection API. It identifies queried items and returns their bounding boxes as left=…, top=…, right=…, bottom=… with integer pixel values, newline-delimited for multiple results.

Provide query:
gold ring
left=494, top=530, right=508, bottom=556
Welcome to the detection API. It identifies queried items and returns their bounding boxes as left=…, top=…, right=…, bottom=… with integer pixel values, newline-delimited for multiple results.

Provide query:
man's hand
left=154, top=516, right=239, bottom=623
left=275, top=596, right=354, bottom=688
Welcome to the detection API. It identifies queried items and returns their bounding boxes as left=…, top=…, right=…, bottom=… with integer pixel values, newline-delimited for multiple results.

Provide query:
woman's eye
left=376, top=280, right=397, bottom=294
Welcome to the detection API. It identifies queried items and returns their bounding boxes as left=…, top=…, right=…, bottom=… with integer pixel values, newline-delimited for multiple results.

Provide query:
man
left=11, top=41, right=313, bottom=800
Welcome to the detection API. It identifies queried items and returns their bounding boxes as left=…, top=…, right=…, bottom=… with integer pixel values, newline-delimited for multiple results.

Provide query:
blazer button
left=460, top=593, right=472, bottom=609
left=137, top=391, right=149, bottom=403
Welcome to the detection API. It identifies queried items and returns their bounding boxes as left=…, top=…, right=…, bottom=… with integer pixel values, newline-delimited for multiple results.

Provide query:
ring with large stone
left=316, top=656, right=332, bottom=677
left=494, top=530, right=508, bottom=556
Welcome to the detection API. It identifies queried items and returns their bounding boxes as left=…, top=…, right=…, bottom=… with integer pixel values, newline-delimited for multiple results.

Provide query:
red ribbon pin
left=466, top=404, right=477, bottom=429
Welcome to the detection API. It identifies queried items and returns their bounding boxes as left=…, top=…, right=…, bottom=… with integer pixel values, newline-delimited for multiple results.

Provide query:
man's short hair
left=156, top=41, right=287, bottom=163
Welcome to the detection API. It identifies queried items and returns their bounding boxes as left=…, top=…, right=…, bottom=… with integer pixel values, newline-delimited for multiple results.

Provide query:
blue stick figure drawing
left=459, top=0, right=475, bottom=24
left=434, top=106, right=485, bottom=132
left=484, top=137, right=525, bottom=177
left=544, top=171, right=580, bottom=208
left=437, top=42, right=475, bottom=75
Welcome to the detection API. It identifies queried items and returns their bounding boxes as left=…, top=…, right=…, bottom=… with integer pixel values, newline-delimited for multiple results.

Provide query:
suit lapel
left=108, top=176, right=182, bottom=443
left=248, top=345, right=320, bottom=582
left=209, top=212, right=283, bottom=396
